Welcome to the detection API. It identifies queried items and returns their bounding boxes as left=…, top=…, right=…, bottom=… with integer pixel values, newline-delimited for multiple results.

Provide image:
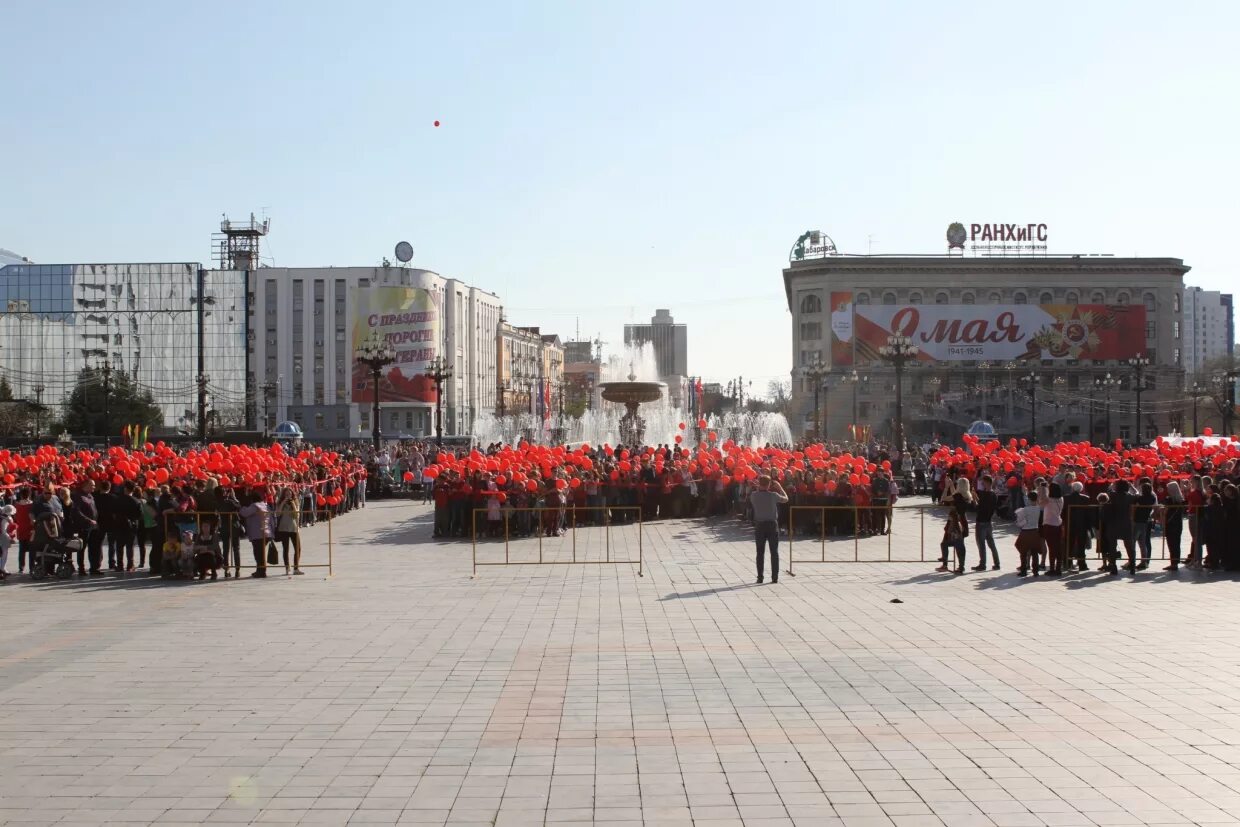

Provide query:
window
left=1173, top=320, right=1180, bottom=339
left=1145, top=322, right=1156, bottom=340
left=799, top=294, right=822, bottom=314
left=858, top=402, right=871, bottom=418
left=1040, top=291, right=1053, bottom=305
left=800, top=322, right=822, bottom=341
left=935, top=292, right=949, bottom=305
left=336, top=411, right=346, bottom=429
left=799, top=350, right=821, bottom=366
left=855, top=292, right=871, bottom=305
left=360, top=411, right=370, bottom=429
left=1116, top=291, right=1130, bottom=305
left=406, top=411, right=414, bottom=430
left=1143, top=292, right=1156, bottom=312
left=961, top=292, right=975, bottom=305
left=1014, top=292, right=1027, bottom=305
left=1147, top=348, right=1156, bottom=363
left=314, top=412, right=325, bottom=431
left=908, top=291, right=922, bottom=305
left=1066, top=291, right=1079, bottom=304
left=882, top=291, right=897, bottom=305
left=1091, top=290, right=1105, bottom=303
left=1173, top=347, right=1180, bottom=365
left=988, top=291, right=1002, bottom=304
left=1173, top=292, right=1181, bottom=313
left=1068, top=374, right=1080, bottom=389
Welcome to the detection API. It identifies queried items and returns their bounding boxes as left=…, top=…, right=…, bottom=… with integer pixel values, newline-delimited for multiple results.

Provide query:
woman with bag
left=275, top=487, right=303, bottom=575
left=239, top=490, right=273, bottom=578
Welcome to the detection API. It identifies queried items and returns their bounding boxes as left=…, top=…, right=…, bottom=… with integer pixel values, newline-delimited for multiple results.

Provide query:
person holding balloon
left=748, top=475, right=788, bottom=584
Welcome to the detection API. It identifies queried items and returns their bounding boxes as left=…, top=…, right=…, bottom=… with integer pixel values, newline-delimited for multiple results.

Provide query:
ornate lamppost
left=804, top=355, right=829, bottom=441
left=356, top=333, right=396, bottom=453
left=1095, top=373, right=1120, bottom=445
left=429, top=356, right=454, bottom=448
left=1127, top=354, right=1151, bottom=445
left=877, top=334, right=919, bottom=451
left=1022, top=371, right=1038, bottom=444
left=843, top=370, right=867, bottom=440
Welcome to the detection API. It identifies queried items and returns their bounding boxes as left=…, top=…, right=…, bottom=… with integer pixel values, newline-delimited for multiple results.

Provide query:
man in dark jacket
left=971, top=475, right=1001, bottom=571
left=1064, top=481, right=1095, bottom=572
left=70, top=479, right=101, bottom=575
left=1102, top=480, right=1136, bottom=574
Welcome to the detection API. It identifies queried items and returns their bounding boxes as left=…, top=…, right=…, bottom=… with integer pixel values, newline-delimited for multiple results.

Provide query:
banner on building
left=851, top=304, right=1146, bottom=363
left=829, top=291, right=854, bottom=366
left=351, top=286, right=440, bottom=403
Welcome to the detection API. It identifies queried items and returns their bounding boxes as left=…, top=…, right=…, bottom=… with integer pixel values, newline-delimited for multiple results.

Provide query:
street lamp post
left=356, top=333, right=397, bottom=454
left=978, top=361, right=991, bottom=423
left=843, top=370, right=866, bottom=440
left=877, top=334, right=919, bottom=452
left=1216, top=369, right=1239, bottom=435
left=1128, top=354, right=1151, bottom=445
left=428, top=356, right=455, bottom=448
left=1023, top=371, right=1038, bottom=444
left=804, top=356, right=829, bottom=441
left=1191, top=382, right=1204, bottom=435
left=1051, top=375, right=1065, bottom=440
left=1095, top=373, right=1119, bottom=445
left=33, top=383, right=44, bottom=437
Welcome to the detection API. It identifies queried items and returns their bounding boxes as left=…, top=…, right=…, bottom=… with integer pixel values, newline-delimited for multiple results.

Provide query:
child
left=1014, top=488, right=1044, bottom=576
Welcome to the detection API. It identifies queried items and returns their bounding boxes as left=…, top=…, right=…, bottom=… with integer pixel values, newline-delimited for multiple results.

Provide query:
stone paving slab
left=2, top=499, right=1239, bottom=826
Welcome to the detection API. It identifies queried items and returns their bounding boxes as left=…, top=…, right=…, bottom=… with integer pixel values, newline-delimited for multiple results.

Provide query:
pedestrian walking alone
left=749, top=476, right=788, bottom=584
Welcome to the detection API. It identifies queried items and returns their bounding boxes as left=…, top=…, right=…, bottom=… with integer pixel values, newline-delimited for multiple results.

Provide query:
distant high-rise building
left=623, top=308, right=687, bottom=378
left=1183, top=286, right=1234, bottom=380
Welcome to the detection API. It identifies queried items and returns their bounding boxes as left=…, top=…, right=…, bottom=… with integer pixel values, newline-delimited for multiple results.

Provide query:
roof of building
left=0, top=248, right=30, bottom=266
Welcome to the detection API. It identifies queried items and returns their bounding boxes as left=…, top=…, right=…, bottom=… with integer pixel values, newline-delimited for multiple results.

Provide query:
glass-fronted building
left=0, top=262, right=247, bottom=431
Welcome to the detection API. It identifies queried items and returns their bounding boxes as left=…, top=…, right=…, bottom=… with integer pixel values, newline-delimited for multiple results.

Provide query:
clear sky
left=3, top=1, right=1238, bottom=391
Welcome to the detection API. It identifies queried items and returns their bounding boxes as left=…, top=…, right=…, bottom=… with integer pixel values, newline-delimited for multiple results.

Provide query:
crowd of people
left=418, top=424, right=1240, bottom=580
left=0, top=442, right=366, bottom=581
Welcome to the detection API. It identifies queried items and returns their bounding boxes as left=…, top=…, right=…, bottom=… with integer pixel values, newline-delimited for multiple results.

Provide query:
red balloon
left=554, top=479, right=567, bottom=490
left=403, top=471, right=414, bottom=482
left=697, top=418, right=707, bottom=429
left=678, top=422, right=686, bottom=430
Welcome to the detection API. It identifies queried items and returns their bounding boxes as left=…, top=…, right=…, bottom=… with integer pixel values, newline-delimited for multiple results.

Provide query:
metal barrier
left=786, top=504, right=923, bottom=574
left=157, top=509, right=334, bottom=576
left=471, top=506, right=643, bottom=577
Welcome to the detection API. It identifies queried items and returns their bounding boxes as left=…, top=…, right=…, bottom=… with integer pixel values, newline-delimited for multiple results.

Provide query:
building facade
left=0, top=261, right=247, bottom=432
left=496, top=322, right=544, bottom=417
left=624, top=309, right=688, bottom=378
left=784, top=255, right=1190, bottom=446
left=1182, top=286, right=1234, bottom=381
left=244, top=265, right=501, bottom=441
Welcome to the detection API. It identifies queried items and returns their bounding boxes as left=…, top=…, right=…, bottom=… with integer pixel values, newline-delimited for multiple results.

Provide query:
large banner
left=852, top=304, right=1146, bottom=363
left=351, top=287, right=440, bottom=403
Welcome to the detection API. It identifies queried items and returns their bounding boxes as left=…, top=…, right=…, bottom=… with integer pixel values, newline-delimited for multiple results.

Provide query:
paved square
left=2, top=499, right=1240, bottom=826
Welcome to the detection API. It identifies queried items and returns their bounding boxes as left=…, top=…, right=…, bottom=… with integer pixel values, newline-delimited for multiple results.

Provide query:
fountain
left=472, top=342, right=795, bottom=448
left=597, top=368, right=665, bottom=445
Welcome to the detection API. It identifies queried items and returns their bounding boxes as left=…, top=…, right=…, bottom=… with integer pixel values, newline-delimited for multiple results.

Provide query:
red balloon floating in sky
left=433, top=120, right=440, bottom=127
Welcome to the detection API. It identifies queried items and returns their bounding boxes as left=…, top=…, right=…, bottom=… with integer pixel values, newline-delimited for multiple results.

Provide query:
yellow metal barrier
left=471, top=505, right=643, bottom=577
left=786, top=504, right=911, bottom=574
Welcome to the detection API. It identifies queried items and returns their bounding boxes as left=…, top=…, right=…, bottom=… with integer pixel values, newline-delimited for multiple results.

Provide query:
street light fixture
left=1022, top=371, right=1039, bottom=444
left=843, top=370, right=867, bottom=440
left=1127, top=354, right=1151, bottom=445
left=356, top=332, right=397, bottom=453
left=1095, top=373, right=1120, bottom=444
left=804, top=355, right=830, bottom=441
left=877, top=334, right=919, bottom=451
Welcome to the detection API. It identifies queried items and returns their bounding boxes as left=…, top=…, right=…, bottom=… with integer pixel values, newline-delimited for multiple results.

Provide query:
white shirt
left=1041, top=497, right=1064, bottom=527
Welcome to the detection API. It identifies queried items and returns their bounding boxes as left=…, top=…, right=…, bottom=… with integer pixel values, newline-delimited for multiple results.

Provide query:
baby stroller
left=28, top=536, right=85, bottom=580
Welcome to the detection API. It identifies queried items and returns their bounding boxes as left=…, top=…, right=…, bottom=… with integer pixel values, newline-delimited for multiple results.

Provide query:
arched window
left=855, top=292, right=871, bottom=305
left=1066, top=290, right=1079, bottom=304
left=988, top=291, right=1002, bottom=304
left=935, top=291, right=949, bottom=305
left=1143, top=292, right=1156, bottom=312
left=799, top=294, right=822, bottom=314
left=1117, top=291, right=1130, bottom=305
left=1091, top=290, right=1105, bottom=303
left=961, top=291, right=975, bottom=305
left=1014, top=291, right=1027, bottom=305
left=882, top=291, right=897, bottom=305
left=1173, top=292, right=1181, bottom=313
left=1040, top=291, right=1053, bottom=305
left=909, top=291, right=922, bottom=305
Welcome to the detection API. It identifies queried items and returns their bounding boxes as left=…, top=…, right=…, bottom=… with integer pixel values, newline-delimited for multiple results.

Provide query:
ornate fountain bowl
left=598, top=381, right=665, bottom=406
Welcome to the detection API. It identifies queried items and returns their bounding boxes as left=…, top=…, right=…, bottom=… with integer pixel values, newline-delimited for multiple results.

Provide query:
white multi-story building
left=241, top=265, right=502, bottom=441
left=1182, top=286, right=1234, bottom=381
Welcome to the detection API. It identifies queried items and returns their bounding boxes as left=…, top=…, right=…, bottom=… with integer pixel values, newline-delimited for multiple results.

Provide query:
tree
left=62, top=367, right=162, bottom=438
left=0, top=377, right=12, bottom=402
left=766, top=380, right=792, bottom=416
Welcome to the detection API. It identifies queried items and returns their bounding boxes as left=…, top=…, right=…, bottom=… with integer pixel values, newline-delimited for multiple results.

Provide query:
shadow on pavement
left=659, top=582, right=759, bottom=601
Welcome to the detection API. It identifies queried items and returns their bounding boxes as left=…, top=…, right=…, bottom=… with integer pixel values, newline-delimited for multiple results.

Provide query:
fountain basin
left=598, top=381, right=665, bottom=405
